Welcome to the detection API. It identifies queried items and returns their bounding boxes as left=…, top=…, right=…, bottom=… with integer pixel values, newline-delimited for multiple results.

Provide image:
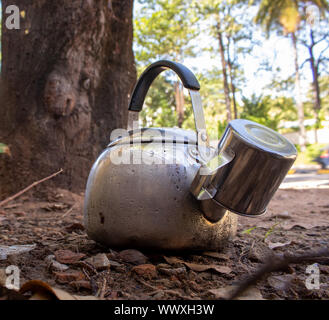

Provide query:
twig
left=61, top=203, right=76, bottom=218
left=99, top=278, right=107, bottom=300
left=0, top=169, right=63, bottom=208
left=228, top=247, right=329, bottom=300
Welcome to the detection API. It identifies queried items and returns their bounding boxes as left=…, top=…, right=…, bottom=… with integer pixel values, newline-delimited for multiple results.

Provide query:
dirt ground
left=0, top=186, right=328, bottom=300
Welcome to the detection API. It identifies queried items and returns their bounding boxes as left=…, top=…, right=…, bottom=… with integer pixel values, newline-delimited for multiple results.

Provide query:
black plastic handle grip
left=129, top=60, right=200, bottom=112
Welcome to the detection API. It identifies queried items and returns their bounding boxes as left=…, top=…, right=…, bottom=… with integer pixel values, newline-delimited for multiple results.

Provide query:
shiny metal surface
left=189, top=90, right=209, bottom=147
left=127, top=89, right=208, bottom=147
left=192, top=119, right=297, bottom=217
left=84, top=59, right=297, bottom=251
left=84, top=135, right=237, bottom=250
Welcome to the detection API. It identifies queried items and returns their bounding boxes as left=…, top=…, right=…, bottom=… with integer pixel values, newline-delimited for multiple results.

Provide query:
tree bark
left=216, top=21, right=232, bottom=122
left=0, top=0, right=136, bottom=196
left=227, top=59, right=238, bottom=119
left=291, top=32, right=307, bottom=150
left=226, top=36, right=238, bottom=119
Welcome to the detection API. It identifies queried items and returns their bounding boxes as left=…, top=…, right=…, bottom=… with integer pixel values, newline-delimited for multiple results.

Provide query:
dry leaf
left=0, top=244, right=36, bottom=261
left=54, top=270, right=86, bottom=284
left=209, top=286, right=264, bottom=300
left=184, top=262, right=232, bottom=275
left=131, top=264, right=157, bottom=279
left=202, top=251, right=230, bottom=261
left=163, top=256, right=184, bottom=265
left=118, top=249, right=148, bottom=265
left=266, top=240, right=292, bottom=250
left=164, top=256, right=231, bottom=275
left=54, top=249, right=85, bottom=264
left=19, top=280, right=98, bottom=300
left=158, top=266, right=186, bottom=276
left=85, top=253, right=111, bottom=271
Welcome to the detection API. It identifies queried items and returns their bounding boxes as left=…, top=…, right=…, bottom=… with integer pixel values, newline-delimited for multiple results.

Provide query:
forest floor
left=0, top=180, right=328, bottom=300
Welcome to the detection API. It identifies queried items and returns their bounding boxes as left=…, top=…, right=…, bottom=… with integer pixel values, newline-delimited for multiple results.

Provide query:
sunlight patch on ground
left=280, top=173, right=329, bottom=189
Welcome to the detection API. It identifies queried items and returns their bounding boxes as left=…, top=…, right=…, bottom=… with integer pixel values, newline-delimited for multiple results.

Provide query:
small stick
left=99, top=278, right=107, bottom=300
left=0, top=169, right=63, bottom=208
left=61, top=203, right=76, bottom=218
left=228, top=247, right=329, bottom=300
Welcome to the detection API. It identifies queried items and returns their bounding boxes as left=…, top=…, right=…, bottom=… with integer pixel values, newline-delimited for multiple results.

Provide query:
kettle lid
left=226, top=119, right=297, bottom=157
left=108, top=127, right=197, bottom=148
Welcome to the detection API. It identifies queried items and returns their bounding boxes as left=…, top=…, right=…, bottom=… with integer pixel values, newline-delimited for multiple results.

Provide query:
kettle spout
left=190, top=119, right=297, bottom=222
left=190, top=149, right=235, bottom=201
left=190, top=149, right=235, bottom=222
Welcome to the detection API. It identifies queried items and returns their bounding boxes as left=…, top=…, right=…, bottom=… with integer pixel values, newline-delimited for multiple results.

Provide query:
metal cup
left=191, top=119, right=297, bottom=217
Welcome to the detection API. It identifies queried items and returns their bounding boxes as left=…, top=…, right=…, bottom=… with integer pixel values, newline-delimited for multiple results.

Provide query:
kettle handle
left=129, top=60, right=200, bottom=112
left=128, top=60, right=209, bottom=146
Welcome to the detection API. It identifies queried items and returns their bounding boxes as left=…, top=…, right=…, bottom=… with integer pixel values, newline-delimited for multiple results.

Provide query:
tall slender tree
left=299, top=8, right=329, bottom=142
left=193, top=0, right=253, bottom=122
left=254, top=0, right=328, bottom=150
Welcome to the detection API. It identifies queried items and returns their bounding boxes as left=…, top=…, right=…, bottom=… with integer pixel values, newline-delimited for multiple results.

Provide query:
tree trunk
left=291, top=32, right=307, bottom=151
left=216, top=22, right=232, bottom=122
left=0, top=0, right=136, bottom=197
left=227, top=59, right=238, bottom=119
left=307, top=29, right=321, bottom=143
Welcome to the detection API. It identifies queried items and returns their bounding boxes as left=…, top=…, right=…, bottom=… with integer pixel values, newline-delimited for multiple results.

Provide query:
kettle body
left=84, top=60, right=296, bottom=251
left=84, top=127, right=237, bottom=250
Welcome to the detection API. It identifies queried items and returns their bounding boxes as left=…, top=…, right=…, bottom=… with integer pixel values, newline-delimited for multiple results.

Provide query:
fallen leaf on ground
left=158, top=266, right=187, bottom=276
left=54, top=249, right=85, bottom=264
left=69, top=280, right=92, bottom=291
left=163, top=256, right=185, bottom=266
left=19, top=280, right=97, bottom=300
left=85, top=253, right=111, bottom=271
left=209, top=286, right=264, bottom=300
left=202, top=251, right=230, bottom=261
left=0, top=244, right=36, bottom=261
left=54, top=270, right=86, bottom=284
left=265, top=240, right=292, bottom=250
left=164, top=257, right=231, bottom=275
left=131, top=264, right=157, bottom=279
left=118, top=249, right=148, bottom=265
left=184, top=262, right=232, bottom=275
left=45, top=255, right=69, bottom=272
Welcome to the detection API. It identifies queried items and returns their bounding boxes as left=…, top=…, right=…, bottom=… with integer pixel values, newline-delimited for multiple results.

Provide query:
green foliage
left=240, top=94, right=296, bottom=130
left=134, top=0, right=197, bottom=64
left=306, top=143, right=327, bottom=160
left=241, top=226, right=257, bottom=235
left=139, top=75, right=177, bottom=128
left=197, top=69, right=227, bottom=139
left=255, top=0, right=329, bottom=35
left=319, top=76, right=329, bottom=116
left=134, top=0, right=197, bottom=128
left=133, top=0, right=328, bottom=153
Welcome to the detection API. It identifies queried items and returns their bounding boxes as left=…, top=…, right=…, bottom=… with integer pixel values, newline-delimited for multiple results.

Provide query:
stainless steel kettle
left=84, top=60, right=297, bottom=251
